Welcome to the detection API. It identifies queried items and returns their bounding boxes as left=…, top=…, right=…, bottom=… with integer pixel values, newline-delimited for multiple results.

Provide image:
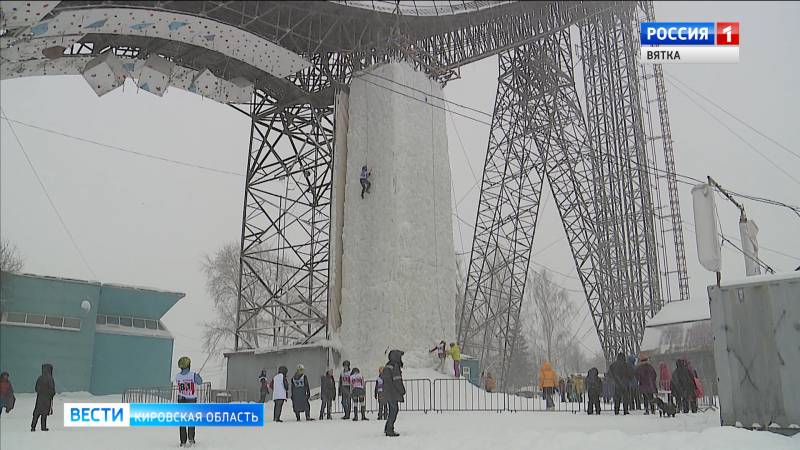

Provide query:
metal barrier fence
left=327, top=379, right=587, bottom=414
left=505, top=387, right=586, bottom=413
left=211, top=389, right=248, bottom=403
left=434, top=378, right=504, bottom=412
left=655, top=380, right=718, bottom=412
left=121, top=383, right=247, bottom=404
left=123, top=378, right=714, bottom=414
left=328, top=379, right=432, bottom=414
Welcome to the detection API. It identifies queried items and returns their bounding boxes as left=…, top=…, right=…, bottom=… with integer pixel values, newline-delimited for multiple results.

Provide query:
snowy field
left=2, top=390, right=798, bottom=450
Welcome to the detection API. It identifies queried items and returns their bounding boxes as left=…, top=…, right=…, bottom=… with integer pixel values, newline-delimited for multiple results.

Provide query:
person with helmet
left=271, top=366, right=289, bottom=422
left=360, top=165, right=371, bottom=199
left=349, top=367, right=368, bottom=421
left=175, top=356, right=203, bottom=447
left=290, top=364, right=313, bottom=421
left=339, top=360, right=352, bottom=419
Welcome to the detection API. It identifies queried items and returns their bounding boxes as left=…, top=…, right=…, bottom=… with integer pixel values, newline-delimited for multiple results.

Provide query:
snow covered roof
left=224, top=342, right=331, bottom=357
left=640, top=319, right=713, bottom=355
left=8, top=272, right=184, bottom=297
left=719, top=270, right=800, bottom=288
left=646, top=300, right=710, bottom=327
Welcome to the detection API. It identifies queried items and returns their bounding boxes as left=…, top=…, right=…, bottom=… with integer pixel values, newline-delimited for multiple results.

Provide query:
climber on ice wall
left=360, top=165, right=371, bottom=198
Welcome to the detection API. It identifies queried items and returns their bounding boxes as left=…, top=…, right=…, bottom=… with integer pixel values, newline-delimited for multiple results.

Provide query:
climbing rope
left=429, top=76, right=447, bottom=339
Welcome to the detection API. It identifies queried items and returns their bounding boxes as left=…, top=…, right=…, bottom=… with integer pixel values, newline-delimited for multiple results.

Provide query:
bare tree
left=524, top=269, right=576, bottom=373
left=201, top=242, right=296, bottom=356
left=201, top=242, right=242, bottom=356
left=0, top=238, right=24, bottom=273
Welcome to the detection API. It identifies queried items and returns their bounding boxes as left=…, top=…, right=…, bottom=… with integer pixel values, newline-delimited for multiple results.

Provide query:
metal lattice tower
left=1, top=1, right=689, bottom=377
left=458, top=0, right=690, bottom=380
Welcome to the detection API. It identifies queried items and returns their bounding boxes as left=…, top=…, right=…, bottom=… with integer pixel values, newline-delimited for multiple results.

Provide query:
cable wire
left=2, top=112, right=97, bottom=279
left=0, top=116, right=243, bottom=177
left=665, top=79, right=800, bottom=187
left=666, top=74, right=800, bottom=162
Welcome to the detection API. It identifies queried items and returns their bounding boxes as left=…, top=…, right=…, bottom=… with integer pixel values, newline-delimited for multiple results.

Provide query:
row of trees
left=454, top=253, right=597, bottom=391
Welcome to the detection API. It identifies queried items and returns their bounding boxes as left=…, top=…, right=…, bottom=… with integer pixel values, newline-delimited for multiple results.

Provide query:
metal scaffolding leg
left=234, top=91, right=334, bottom=350
left=457, top=46, right=547, bottom=385
left=578, top=5, right=662, bottom=358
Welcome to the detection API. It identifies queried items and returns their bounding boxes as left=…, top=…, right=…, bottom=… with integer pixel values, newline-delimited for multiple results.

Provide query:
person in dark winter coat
left=258, top=369, right=270, bottom=403
left=319, top=369, right=336, bottom=420
left=0, top=371, right=15, bottom=415
left=381, top=350, right=406, bottom=437
left=339, top=360, right=352, bottom=419
left=627, top=355, right=641, bottom=411
left=375, top=366, right=388, bottom=420
left=31, top=363, right=55, bottom=432
left=290, top=365, right=314, bottom=421
left=585, top=368, right=602, bottom=415
left=609, top=352, right=632, bottom=415
left=670, top=361, right=683, bottom=412
left=635, top=354, right=658, bottom=415
left=566, top=377, right=574, bottom=402
left=672, top=359, right=697, bottom=413
left=602, top=373, right=614, bottom=404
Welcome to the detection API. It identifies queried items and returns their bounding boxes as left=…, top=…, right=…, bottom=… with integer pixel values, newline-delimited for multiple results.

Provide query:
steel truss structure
left=7, top=2, right=689, bottom=372
left=458, top=1, right=690, bottom=382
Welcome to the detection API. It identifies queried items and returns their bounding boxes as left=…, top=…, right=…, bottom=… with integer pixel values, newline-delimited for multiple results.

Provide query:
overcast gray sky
left=1, top=2, right=798, bottom=385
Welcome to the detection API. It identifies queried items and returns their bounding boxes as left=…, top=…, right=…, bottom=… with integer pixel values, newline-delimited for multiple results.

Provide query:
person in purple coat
left=635, top=353, right=658, bottom=415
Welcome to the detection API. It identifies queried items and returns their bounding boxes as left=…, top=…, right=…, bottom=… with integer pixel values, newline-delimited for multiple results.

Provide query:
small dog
left=654, top=398, right=676, bottom=417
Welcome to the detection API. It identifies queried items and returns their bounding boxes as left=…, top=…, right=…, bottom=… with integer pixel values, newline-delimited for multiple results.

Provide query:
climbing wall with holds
left=81, top=52, right=126, bottom=97
left=336, top=62, right=457, bottom=372
left=0, top=7, right=310, bottom=78
left=137, top=54, right=173, bottom=97
left=0, top=1, right=60, bottom=29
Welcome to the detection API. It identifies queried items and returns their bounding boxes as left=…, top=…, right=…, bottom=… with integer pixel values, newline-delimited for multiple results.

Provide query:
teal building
left=0, top=272, right=184, bottom=395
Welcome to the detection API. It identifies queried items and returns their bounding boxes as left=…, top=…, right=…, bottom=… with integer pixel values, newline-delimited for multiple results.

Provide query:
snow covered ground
left=2, top=389, right=797, bottom=450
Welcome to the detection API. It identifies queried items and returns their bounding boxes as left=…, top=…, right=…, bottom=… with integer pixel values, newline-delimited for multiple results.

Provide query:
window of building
left=145, top=320, right=158, bottom=330
left=5, top=312, right=26, bottom=323
left=132, top=318, right=145, bottom=328
left=45, top=316, right=63, bottom=327
left=27, top=314, right=45, bottom=325
left=1, top=312, right=81, bottom=331
left=106, top=315, right=119, bottom=325
left=119, top=317, right=132, bottom=327
left=96, top=314, right=106, bottom=325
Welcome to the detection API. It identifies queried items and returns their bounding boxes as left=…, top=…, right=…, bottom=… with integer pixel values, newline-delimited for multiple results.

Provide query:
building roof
left=646, top=300, right=710, bottom=328
left=718, top=270, right=800, bottom=289
left=2, top=272, right=184, bottom=320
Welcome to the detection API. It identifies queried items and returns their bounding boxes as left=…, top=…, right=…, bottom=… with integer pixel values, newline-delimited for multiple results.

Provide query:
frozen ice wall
left=334, top=61, right=456, bottom=372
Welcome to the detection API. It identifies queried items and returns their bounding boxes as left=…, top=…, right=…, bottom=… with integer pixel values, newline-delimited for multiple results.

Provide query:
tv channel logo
left=640, top=22, right=739, bottom=64
left=64, top=403, right=130, bottom=427
left=64, top=403, right=265, bottom=427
